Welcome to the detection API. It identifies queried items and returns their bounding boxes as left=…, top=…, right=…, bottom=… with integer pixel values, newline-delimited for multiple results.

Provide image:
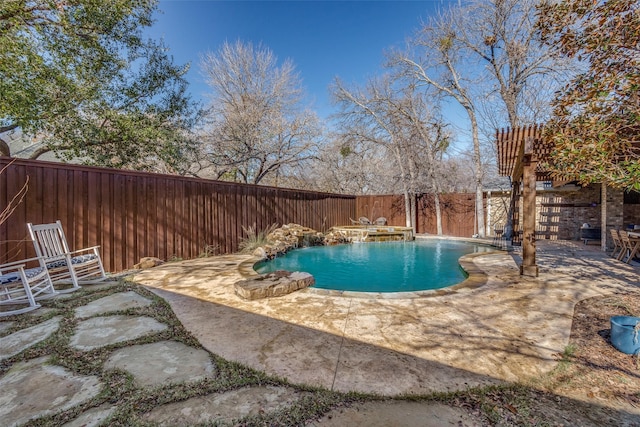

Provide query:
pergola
left=495, top=125, right=555, bottom=277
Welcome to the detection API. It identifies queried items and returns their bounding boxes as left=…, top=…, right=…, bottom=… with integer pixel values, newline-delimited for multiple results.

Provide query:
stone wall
left=486, top=192, right=510, bottom=236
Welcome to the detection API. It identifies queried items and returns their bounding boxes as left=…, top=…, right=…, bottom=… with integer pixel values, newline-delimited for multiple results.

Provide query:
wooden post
left=521, top=136, right=539, bottom=277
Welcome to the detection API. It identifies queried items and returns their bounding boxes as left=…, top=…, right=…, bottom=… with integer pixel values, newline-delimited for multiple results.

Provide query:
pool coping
left=237, top=235, right=503, bottom=299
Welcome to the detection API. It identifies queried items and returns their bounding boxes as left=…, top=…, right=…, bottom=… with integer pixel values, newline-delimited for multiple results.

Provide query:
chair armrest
left=69, top=246, right=101, bottom=255
left=0, top=263, right=26, bottom=273
left=0, top=257, right=45, bottom=268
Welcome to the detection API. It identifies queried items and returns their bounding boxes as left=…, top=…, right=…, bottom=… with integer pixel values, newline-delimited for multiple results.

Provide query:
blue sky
left=146, top=1, right=462, bottom=120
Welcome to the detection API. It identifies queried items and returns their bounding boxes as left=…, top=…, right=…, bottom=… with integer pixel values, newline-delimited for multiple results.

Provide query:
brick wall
left=487, top=184, right=635, bottom=244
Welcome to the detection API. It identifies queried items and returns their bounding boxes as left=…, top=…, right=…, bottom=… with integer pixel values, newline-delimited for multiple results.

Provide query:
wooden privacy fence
left=356, top=193, right=479, bottom=237
left=0, top=157, right=356, bottom=273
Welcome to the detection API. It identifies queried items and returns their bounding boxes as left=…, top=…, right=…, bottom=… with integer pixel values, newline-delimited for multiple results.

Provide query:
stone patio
left=1, top=237, right=638, bottom=426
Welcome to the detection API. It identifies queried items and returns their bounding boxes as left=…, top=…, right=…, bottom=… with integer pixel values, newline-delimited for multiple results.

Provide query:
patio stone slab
left=0, top=357, right=101, bottom=427
left=62, top=404, right=117, bottom=427
left=0, top=316, right=61, bottom=361
left=74, top=291, right=152, bottom=318
left=69, top=315, right=167, bottom=350
left=142, top=385, right=306, bottom=426
left=309, top=401, right=480, bottom=427
left=104, top=340, right=216, bottom=387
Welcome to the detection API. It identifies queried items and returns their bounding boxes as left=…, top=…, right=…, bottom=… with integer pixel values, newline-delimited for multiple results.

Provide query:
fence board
left=356, top=194, right=478, bottom=237
left=1, top=158, right=356, bottom=272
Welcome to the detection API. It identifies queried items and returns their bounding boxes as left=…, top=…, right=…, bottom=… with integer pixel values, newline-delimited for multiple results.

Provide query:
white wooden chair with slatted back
left=27, top=221, right=107, bottom=291
left=0, top=258, right=58, bottom=316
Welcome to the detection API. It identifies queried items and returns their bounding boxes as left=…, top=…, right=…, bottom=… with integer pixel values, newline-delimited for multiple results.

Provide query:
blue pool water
left=255, top=239, right=492, bottom=293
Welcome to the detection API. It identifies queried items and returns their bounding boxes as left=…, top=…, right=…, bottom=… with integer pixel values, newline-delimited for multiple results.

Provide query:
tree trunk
left=0, top=138, right=10, bottom=157
left=28, top=146, right=52, bottom=159
left=468, top=109, right=485, bottom=237
left=434, top=192, right=443, bottom=235
left=410, top=192, right=417, bottom=230
left=403, top=189, right=412, bottom=228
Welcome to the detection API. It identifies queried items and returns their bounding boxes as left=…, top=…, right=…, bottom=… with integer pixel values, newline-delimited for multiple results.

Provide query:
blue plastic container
left=610, top=316, right=640, bottom=355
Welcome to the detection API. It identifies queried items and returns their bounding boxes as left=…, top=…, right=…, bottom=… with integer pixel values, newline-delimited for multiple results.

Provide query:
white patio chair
left=0, top=258, right=58, bottom=317
left=27, top=221, right=107, bottom=291
left=359, top=216, right=371, bottom=225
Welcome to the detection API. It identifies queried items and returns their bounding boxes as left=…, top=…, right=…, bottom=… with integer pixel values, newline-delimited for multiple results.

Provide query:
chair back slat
left=620, top=231, right=631, bottom=246
left=29, top=221, right=70, bottom=259
left=610, top=229, right=621, bottom=244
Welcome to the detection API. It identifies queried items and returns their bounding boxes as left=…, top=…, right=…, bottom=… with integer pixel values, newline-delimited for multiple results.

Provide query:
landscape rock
left=324, top=228, right=353, bottom=245
left=134, top=257, right=164, bottom=269
left=262, top=223, right=326, bottom=259
left=234, top=270, right=315, bottom=300
left=252, top=246, right=267, bottom=260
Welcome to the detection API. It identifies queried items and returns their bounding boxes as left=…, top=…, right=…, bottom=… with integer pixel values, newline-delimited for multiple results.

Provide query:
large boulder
left=324, top=228, right=353, bottom=245
left=263, top=223, right=325, bottom=259
left=234, top=271, right=315, bottom=300
left=133, top=257, right=164, bottom=269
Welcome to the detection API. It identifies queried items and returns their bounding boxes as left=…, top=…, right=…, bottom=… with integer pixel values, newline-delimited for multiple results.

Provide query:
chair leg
left=0, top=267, right=42, bottom=317
left=610, top=245, right=621, bottom=259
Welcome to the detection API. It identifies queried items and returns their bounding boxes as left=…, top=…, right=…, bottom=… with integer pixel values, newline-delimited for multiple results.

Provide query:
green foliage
left=339, top=145, right=353, bottom=157
left=538, top=0, right=640, bottom=191
left=238, top=223, right=279, bottom=253
left=0, top=0, right=200, bottom=170
left=562, top=344, right=576, bottom=360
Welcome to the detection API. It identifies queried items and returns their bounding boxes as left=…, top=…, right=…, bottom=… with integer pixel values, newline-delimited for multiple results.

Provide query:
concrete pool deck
left=133, top=237, right=640, bottom=396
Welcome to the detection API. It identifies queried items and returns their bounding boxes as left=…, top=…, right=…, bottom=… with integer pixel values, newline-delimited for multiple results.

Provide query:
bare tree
left=452, top=0, right=573, bottom=237
left=198, top=41, right=320, bottom=185
left=395, top=14, right=487, bottom=237
left=333, top=75, right=450, bottom=231
left=456, top=0, right=567, bottom=129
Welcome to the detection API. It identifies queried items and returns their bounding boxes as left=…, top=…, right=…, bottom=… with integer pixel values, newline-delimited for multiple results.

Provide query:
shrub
left=238, top=224, right=279, bottom=253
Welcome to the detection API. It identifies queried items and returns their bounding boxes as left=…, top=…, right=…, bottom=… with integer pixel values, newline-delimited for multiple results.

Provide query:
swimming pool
left=254, top=239, right=493, bottom=293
